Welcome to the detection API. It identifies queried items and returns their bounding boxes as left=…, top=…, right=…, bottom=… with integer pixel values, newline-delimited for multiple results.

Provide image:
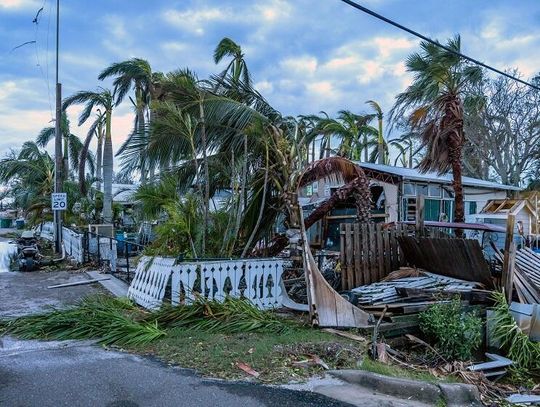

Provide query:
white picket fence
left=62, top=227, right=84, bottom=264
left=36, top=222, right=117, bottom=270
left=128, top=256, right=286, bottom=310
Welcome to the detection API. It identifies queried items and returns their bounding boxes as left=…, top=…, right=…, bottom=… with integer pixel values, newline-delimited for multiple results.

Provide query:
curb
left=328, top=370, right=482, bottom=407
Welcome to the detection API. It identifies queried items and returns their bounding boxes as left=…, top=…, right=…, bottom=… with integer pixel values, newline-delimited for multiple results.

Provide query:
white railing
left=128, top=256, right=286, bottom=310
left=62, top=227, right=84, bottom=264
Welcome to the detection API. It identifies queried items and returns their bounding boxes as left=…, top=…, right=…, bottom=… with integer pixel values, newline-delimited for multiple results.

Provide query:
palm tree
left=63, top=88, right=116, bottom=222
left=98, top=58, right=159, bottom=182
left=366, top=100, right=386, bottom=165
left=35, top=112, right=88, bottom=181
left=78, top=110, right=105, bottom=194
left=0, top=141, right=54, bottom=221
left=390, top=35, right=482, bottom=227
left=213, top=37, right=251, bottom=86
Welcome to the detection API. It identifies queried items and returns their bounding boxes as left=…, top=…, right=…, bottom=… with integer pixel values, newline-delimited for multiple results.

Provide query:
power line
left=338, top=0, right=540, bottom=91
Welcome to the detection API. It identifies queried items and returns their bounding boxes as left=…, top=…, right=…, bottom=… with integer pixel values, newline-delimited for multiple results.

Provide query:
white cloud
left=254, top=80, right=273, bottom=93
left=162, top=7, right=233, bottom=35
left=253, top=0, right=292, bottom=23
left=0, top=0, right=39, bottom=10
left=280, top=55, right=318, bottom=75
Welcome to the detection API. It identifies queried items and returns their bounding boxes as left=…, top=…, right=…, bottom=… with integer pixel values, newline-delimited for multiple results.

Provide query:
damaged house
left=301, top=162, right=521, bottom=250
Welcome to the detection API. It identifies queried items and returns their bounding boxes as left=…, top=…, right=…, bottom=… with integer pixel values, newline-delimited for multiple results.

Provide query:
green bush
left=419, top=297, right=482, bottom=360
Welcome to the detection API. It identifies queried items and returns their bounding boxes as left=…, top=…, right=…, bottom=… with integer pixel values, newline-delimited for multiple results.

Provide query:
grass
left=135, top=326, right=363, bottom=382
left=360, top=358, right=457, bottom=384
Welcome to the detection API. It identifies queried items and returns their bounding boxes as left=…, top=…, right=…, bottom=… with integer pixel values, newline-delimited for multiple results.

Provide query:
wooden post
left=502, top=214, right=516, bottom=302
left=415, top=194, right=425, bottom=237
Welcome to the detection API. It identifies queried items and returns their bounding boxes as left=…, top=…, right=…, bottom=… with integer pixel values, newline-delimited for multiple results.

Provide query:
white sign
left=51, top=193, right=67, bottom=211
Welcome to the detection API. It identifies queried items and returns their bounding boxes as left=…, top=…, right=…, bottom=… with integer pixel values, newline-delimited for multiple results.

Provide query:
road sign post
left=51, top=193, right=67, bottom=211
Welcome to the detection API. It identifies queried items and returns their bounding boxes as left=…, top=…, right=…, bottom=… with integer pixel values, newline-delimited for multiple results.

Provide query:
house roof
left=356, top=162, right=521, bottom=191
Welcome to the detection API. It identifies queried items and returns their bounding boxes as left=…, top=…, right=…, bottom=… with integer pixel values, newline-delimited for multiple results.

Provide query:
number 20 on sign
left=51, top=193, right=67, bottom=211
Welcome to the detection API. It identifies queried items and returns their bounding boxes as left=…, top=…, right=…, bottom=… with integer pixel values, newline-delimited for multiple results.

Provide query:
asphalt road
left=0, top=270, right=352, bottom=407
left=0, top=337, right=351, bottom=407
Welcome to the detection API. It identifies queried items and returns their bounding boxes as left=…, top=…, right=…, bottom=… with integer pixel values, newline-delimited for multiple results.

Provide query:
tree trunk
left=102, top=109, right=113, bottom=223
left=363, top=133, right=368, bottom=162
left=137, top=104, right=147, bottom=184
left=231, top=134, right=248, bottom=254
left=256, top=176, right=371, bottom=257
left=377, top=118, right=384, bottom=165
left=96, top=128, right=103, bottom=192
left=199, top=100, right=210, bottom=256
left=241, top=144, right=269, bottom=258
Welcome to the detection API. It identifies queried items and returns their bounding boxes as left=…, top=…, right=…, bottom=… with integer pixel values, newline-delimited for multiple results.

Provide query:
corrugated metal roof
left=356, top=162, right=521, bottom=191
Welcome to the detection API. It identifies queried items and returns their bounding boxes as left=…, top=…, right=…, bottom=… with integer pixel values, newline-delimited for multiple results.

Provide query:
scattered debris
left=322, top=328, right=367, bottom=342
left=292, top=355, right=329, bottom=370
left=47, top=277, right=111, bottom=289
left=467, top=353, right=513, bottom=378
left=235, top=362, right=260, bottom=378
left=506, top=394, right=540, bottom=404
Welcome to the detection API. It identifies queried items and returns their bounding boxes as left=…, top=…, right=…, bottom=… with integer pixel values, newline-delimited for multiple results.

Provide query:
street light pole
left=53, top=0, right=62, bottom=253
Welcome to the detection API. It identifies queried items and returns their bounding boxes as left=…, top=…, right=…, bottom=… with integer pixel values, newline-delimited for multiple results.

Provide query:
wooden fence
left=340, top=223, right=409, bottom=290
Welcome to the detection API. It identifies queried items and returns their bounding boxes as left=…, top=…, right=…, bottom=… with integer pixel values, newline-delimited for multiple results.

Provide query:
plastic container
left=0, top=218, right=12, bottom=228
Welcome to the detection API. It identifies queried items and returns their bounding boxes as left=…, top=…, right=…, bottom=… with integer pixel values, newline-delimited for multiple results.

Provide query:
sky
left=0, top=0, right=539, bottom=162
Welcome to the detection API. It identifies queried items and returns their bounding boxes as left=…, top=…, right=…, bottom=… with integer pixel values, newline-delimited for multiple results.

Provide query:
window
left=469, top=201, right=477, bottom=214
left=417, top=184, right=428, bottom=196
left=403, top=183, right=415, bottom=196
left=428, top=184, right=442, bottom=198
left=442, top=187, right=454, bottom=199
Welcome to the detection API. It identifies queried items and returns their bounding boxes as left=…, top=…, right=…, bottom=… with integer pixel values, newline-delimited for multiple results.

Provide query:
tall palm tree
left=366, top=100, right=386, bottom=165
left=78, top=110, right=105, bottom=194
left=63, top=88, right=115, bottom=222
left=98, top=58, right=159, bottom=182
left=35, top=112, right=87, bottom=180
left=390, top=35, right=482, bottom=227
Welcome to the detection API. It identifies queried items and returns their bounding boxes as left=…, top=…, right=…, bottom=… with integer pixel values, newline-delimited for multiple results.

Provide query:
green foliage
left=491, top=291, right=540, bottom=372
left=0, top=295, right=165, bottom=347
left=419, top=297, right=482, bottom=360
left=151, top=296, right=293, bottom=334
left=141, top=190, right=231, bottom=258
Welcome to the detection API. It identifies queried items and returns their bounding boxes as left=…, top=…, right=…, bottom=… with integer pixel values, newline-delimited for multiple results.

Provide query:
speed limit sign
left=51, top=193, right=67, bottom=211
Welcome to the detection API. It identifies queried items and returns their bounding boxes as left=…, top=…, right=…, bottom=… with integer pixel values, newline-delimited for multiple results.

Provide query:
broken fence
left=127, top=256, right=288, bottom=310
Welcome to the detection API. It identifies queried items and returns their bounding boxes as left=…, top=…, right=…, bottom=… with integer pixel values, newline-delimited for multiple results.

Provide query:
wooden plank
left=322, top=328, right=367, bottom=342
left=368, top=223, right=377, bottom=284
left=502, top=214, right=516, bottom=303
left=415, top=194, right=425, bottom=237
left=353, top=223, right=362, bottom=287
left=389, top=226, right=398, bottom=272
left=345, top=223, right=354, bottom=291
left=383, top=227, right=391, bottom=279
left=376, top=224, right=385, bottom=282
left=361, top=223, right=370, bottom=284
left=340, top=223, right=346, bottom=291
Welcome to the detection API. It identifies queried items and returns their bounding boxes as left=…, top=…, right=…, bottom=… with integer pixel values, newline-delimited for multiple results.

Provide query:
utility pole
left=53, top=0, right=62, bottom=253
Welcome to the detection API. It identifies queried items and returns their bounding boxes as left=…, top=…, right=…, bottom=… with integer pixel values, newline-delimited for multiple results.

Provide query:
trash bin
left=116, top=231, right=125, bottom=253
left=15, top=219, right=25, bottom=229
left=0, top=218, right=12, bottom=228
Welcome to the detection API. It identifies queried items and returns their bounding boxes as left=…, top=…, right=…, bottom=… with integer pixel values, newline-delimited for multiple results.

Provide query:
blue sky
left=1, top=0, right=539, bottom=158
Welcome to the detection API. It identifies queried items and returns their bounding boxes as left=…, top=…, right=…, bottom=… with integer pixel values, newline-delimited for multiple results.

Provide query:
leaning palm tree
left=213, top=37, right=251, bottom=86
left=390, top=35, right=482, bottom=226
left=63, top=88, right=115, bottom=222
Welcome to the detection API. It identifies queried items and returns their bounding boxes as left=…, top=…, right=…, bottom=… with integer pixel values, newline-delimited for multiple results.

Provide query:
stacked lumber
left=514, top=248, right=540, bottom=304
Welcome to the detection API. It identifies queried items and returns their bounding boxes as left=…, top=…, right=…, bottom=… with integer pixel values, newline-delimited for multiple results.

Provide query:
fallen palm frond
left=491, top=291, right=540, bottom=371
left=151, top=296, right=293, bottom=334
left=0, top=295, right=165, bottom=347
